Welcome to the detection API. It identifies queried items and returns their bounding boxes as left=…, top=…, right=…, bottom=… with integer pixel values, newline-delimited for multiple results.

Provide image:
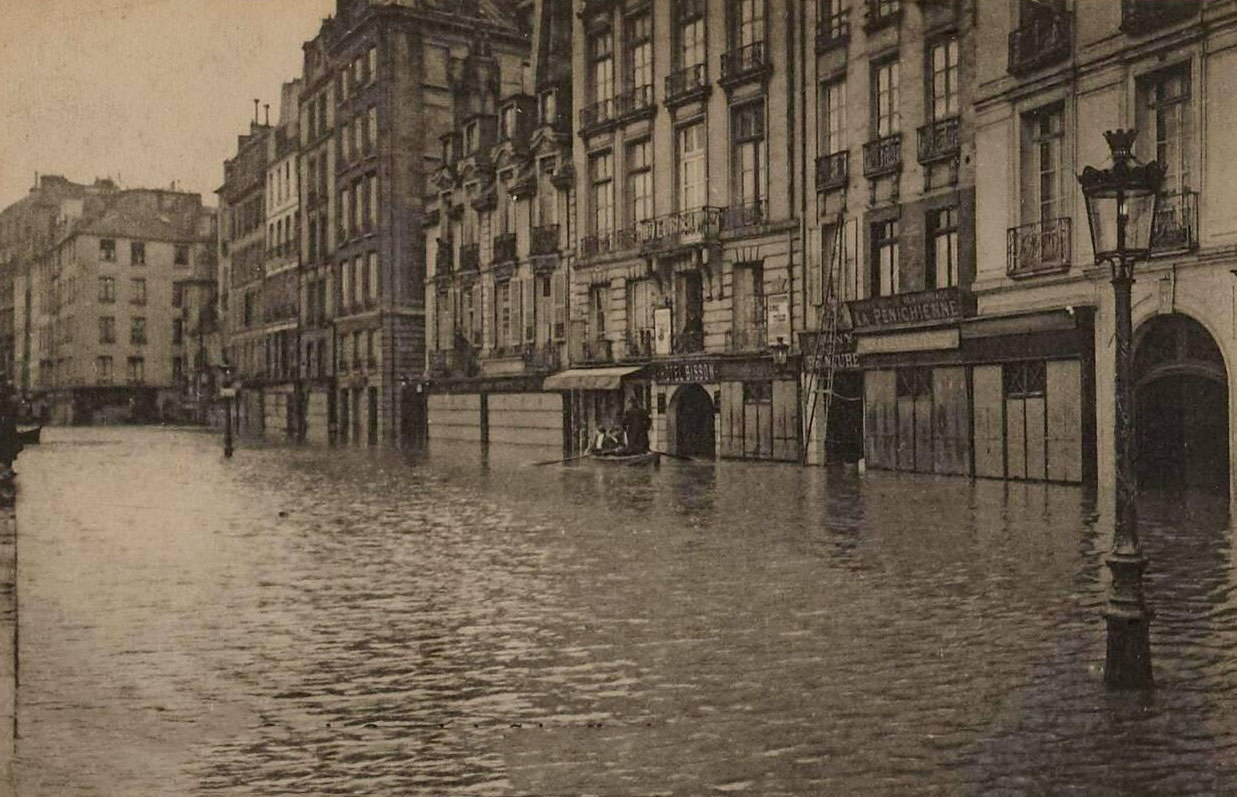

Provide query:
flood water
left=13, top=426, right=1237, bottom=794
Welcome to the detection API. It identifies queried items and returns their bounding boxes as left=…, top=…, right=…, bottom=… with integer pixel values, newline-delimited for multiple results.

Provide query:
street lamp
left=218, top=361, right=234, bottom=459
left=770, top=336, right=790, bottom=372
left=1078, top=129, right=1164, bottom=689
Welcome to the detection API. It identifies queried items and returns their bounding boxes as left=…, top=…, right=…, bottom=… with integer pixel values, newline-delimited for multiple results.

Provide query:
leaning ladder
left=801, top=212, right=847, bottom=465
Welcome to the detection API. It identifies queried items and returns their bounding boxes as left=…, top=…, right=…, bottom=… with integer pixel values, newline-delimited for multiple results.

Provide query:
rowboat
left=17, top=425, right=40, bottom=445
left=588, top=449, right=660, bottom=466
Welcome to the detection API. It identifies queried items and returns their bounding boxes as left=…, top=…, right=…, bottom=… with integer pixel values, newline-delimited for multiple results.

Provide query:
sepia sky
left=0, top=0, right=337, bottom=209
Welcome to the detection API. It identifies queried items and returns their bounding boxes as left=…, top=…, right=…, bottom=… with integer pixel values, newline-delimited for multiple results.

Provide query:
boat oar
left=651, top=449, right=696, bottom=462
left=532, top=453, right=590, bottom=466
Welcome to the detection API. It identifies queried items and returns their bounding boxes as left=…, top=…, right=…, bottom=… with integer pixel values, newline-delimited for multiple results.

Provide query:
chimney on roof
left=264, top=104, right=270, bottom=126
left=253, top=98, right=260, bottom=124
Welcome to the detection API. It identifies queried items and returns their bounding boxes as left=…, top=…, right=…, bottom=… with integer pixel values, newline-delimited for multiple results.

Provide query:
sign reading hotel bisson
left=847, top=287, right=973, bottom=332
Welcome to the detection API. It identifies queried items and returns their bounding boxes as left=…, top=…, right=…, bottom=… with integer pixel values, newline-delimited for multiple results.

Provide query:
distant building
left=24, top=187, right=215, bottom=424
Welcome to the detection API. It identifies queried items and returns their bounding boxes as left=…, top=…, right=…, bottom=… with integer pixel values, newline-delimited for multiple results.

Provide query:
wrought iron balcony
left=1121, top=0, right=1197, bottom=35
left=626, top=328, right=654, bottom=359
left=725, top=201, right=765, bottom=230
left=865, top=0, right=902, bottom=32
left=491, top=232, right=517, bottom=265
left=578, top=97, right=614, bottom=133
left=640, top=207, right=724, bottom=251
left=665, top=63, right=708, bottom=106
left=817, top=10, right=851, bottom=53
left=816, top=151, right=849, bottom=192
left=530, top=224, right=560, bottom=256
left=1007, top=217, right=1071, bottom=278
left=862, top=133, right=902, bottom=178
left=459, top=242, right=481, bottom=274
left=720, top=41, right=771, bottom=88
left=435, top=237, right=453, bottom=274
left=614, top=84, right=655, bottom=121
left=673, top=328, right=704, bottom=354
left=580, top=231, right=615, bottom=260
left=1008, top=11, right=1072, bottom=76
left=917, top=116, right=961, bottom=164
left=522, top=344, right=561, bottom=372
left=1150, top=191, right=1198, bottom=253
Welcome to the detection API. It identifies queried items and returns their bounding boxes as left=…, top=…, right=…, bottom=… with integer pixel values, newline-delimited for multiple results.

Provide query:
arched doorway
left=1133, top=313, right=1228, bottom=493
left=671, top=384, right=715, bottom=458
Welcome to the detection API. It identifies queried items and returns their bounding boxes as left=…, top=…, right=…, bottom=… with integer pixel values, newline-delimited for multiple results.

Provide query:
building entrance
left=1133, top=314, right=1228, bottom=493
left=672, top=384, right=715, bottom=457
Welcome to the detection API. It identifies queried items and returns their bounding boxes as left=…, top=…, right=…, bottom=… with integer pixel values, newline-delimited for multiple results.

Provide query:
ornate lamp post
left=770, top=336, right=790, bottom=372
left=1078, top=129, right=1164, bottom=689
left=218, top=361, right=234, bottom=459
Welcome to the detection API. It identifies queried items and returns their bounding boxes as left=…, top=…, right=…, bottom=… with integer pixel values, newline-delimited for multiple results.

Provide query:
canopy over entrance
left=542, top=366, right=644, bottom=391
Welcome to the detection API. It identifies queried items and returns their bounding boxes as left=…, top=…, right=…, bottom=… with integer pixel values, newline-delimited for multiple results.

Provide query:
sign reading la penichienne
left=847, top=287, right=974, bottom=332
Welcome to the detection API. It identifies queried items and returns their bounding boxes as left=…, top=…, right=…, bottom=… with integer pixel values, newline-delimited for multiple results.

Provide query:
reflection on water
left=14, top=427, right=1237, bottom=794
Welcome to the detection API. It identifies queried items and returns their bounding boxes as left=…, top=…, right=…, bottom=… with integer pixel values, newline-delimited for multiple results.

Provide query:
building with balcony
left=974, top=0, right=1228, bottom=492
left=424, top=0, right=573, bottom=450
left=567, top=0, right=802, bottom=462
left=23, top=188, right=215, bottom=424
left=800, top=0, right=980, bottom=474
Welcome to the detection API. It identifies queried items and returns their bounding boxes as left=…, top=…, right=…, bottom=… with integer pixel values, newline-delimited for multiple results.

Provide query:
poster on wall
left=767, top=293, right=791, bottom=344
left=654, top=306, right=672, bottom=356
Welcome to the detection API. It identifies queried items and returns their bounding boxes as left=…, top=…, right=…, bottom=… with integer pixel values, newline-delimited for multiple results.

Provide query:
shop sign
left=651, top=360, right=716, bottom=384
left=848, top=287, right=974, bottom=332
left=767, top=293, right=791, bottom=343
left=653, top=307, right=673, bottom=356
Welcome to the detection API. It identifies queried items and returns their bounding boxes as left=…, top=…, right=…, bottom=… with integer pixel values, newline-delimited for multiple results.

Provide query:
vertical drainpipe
left=795, top=0, right=809, bottom=463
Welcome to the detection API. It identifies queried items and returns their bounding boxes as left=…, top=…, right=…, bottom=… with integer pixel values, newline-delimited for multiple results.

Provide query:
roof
left=542, top=366, right=645, bottom=391
left=69, top=189, right=210, bottom=244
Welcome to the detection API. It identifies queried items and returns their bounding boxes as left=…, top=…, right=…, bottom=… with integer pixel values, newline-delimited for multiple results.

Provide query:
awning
left=542, top=366, right=644, bottom=391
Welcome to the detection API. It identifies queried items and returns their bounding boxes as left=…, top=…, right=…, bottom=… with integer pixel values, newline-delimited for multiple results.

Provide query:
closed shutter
left=864, top=370, right=896, bottom=469
left=973, top=365, right=1004, bottom=478
left=1046, top=359, right=1082, bottom=482
left=933, top=366, right=969, bottom=475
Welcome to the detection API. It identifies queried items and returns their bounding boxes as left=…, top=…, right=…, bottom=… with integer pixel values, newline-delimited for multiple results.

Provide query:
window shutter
left=552, top=271, right=566, bottom=340
left=523, top=276, right=535, bottom=343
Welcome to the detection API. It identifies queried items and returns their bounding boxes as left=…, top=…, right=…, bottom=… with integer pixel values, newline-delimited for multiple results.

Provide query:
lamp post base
left=1104, top=613, right=1153, bottom=689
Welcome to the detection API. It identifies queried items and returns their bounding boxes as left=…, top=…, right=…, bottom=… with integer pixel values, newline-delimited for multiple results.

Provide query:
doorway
left=672, top=383, right=715, bottom=457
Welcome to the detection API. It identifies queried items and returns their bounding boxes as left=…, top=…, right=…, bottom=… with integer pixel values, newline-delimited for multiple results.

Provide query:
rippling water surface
left=14, top=427, right=1237, bottom=794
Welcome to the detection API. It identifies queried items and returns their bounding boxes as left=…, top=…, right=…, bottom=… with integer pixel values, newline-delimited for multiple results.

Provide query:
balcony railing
left=615, top=84, right=655, bottom=120
left=459, top=242, right=481, bottom=273
left=492, top=232, right=517, bottom=265
left=1007, top=217, right=1071, bottom=277
left=1151, top=191, right=1198, bottom=253
left=522, top=344, right=561, bottom=371
left=640, top=207, right=724, bottom=250
left=435, top=238, right=453, bottom=274
left=917, top=116, right=960, bottom=164
left=862, top=133, right=902, bottom=177
left=626, top=328, right=654, bottom=359
left=428, top=347, right=479, bottom=378
left=730, top=323, right=768, bottom=353
left=720, top=41, right=770, bottom=87
left=1121, top=0, right=1197, bottom=35
left=1008, top=11, right=1072, bottom=75
left=580, top=231, right=617, bottom=259
left=817, top=10, right=851, bottom=53
left=673, top=328, right=704, bottom=354
left=578, top=97, right=614, bottom=132
left=665, top=63, right=708, bottom=105
left=530, top=224, right=560, bottom=255
left=816, top=151, right=849, bottom=192
left=725, top=201, right=765, bottom=230
left=582, top=338, right=612, bottom=363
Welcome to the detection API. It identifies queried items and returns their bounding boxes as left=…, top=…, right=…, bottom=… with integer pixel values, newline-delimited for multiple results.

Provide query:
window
left=627, top=140, right=653, bottom=227
left=464, top=121, right=478, bottom=154
left=929, top=38, right=959, bottom=120
left=896, top=367, right=932, bottom=399
left=100, top=239, right=116, bottom=262
left=537, top=158, right=558, bottom=227
left=1003, top=360, right=1046, bottom=398
left=819, top=77, right=847, bottom=155
left=367, top=252, right=379, bottom=303
left=928, top=207, right=958, bottom=289
left=367, top=46, right=377, bottom=82
left=353, top=256, right=364, bottom=308
left=743, top=380, right=772, bottom=403
left=590, top=29, right=614, bottom=107
left=732, top=102, right=766, bottom=209
left=131, top=278, right=146, bottom=305
left=368, top=106, right=378, bottom=155
left=539, top=90, right=556, bottom=126
left=174, top=244, right=189, bottom=266
left=497, top=280, right=514, bottom=348
left=173, top=318, right=184, bottom=345
left=96, top=356, right=113, bottom=384
left=130, top=241, right=146, bottom=265
left=678, top=122, right=706, bottom=210
left=627, top=12, right=652, bottom=92
left=733, top=0, right=765, bottom=47
left=98, top=276, right=115, bottom=303
left=872, top=58, right=900, bottom=137
left=677, top=0, right=706, bottom=70
left=366, top=329, right=376, bottom=366
left=127, top=356, right=144, bottom=385
left=589, top=284, right=607, bottom=340
left=99, top=316, right=115, bottom=344
left=871, top=219, right=899, bottom=296
left=172, top=284, right=184, bottom=308
left=1022, top=104, right=1064, bottom=224
left=590, top=151, right=614, bottom=236
left=1137, top=65, right=1191, bottom=195
left=131, top=317, right=146, bottom=345
left=501, top=105, right=518, bottom=140
left=172, top=356, right=183, bottom=386
left=732, top=261, right=765, bottom=348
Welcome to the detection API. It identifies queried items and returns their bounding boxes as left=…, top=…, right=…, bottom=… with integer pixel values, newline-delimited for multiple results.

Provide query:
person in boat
left=593, top=423, right=627, bottom=455
left=621, top=396, right=651, bottom=454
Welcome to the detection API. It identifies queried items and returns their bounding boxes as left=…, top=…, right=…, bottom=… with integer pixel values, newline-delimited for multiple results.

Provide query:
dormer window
left=441, top=136, right=453, bottom=164
left=464, top=121, right=479, bottom=154
left=501, top=105, right=518, bottom=140
left=539, top=90, right=557, bottom=126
